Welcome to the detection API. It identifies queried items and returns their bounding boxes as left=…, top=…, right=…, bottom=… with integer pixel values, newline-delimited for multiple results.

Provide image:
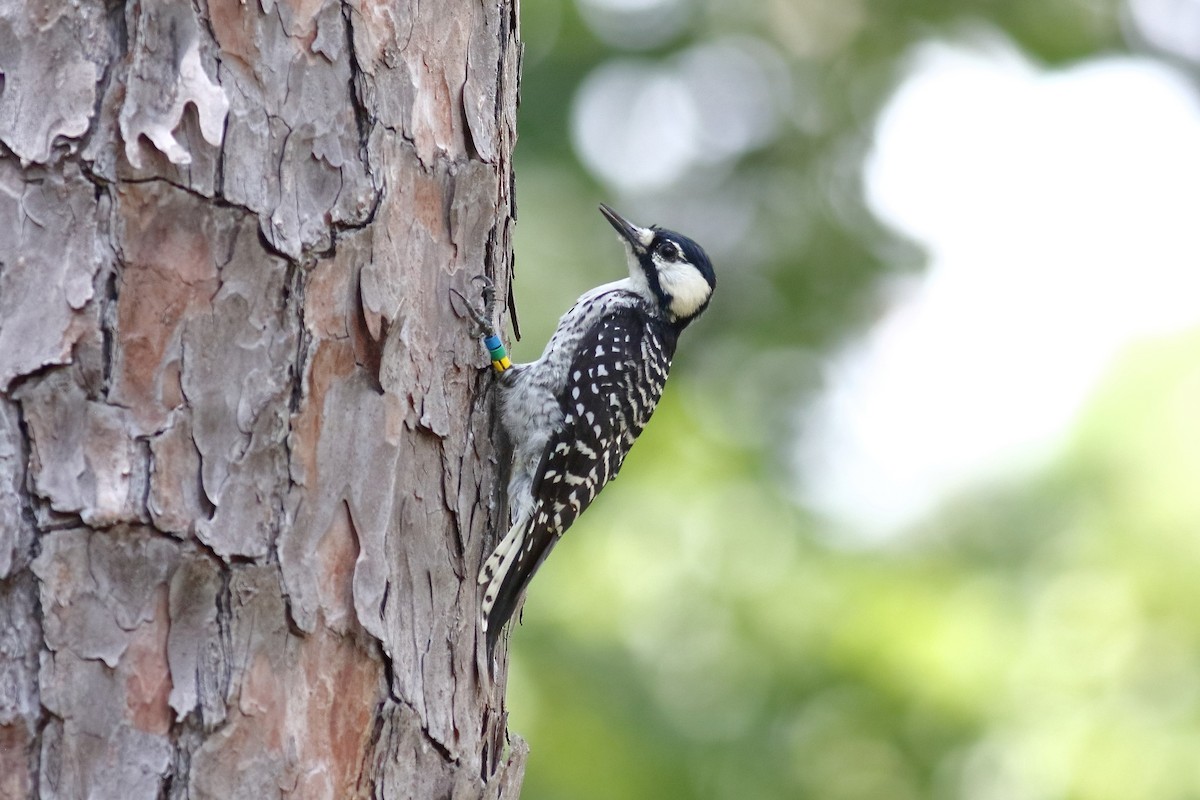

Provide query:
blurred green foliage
left=501, top=1, right=1200, bottom=798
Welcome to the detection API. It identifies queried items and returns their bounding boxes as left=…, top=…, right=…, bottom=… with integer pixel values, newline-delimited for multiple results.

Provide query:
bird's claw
left=472, top=275, right=497, bottom=319
left=453, top=275, right=499, bottom=338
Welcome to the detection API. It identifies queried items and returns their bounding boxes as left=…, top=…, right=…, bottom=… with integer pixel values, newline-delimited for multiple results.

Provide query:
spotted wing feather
left=483, top=305, right=678, bottom=651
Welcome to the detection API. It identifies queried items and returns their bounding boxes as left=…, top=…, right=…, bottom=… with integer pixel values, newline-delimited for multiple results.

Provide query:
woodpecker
left=461, top=204, right=716, bottom=657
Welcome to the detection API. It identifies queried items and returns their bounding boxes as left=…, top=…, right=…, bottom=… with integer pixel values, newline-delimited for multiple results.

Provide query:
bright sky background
left=800, top=34, right=1200, bottom=539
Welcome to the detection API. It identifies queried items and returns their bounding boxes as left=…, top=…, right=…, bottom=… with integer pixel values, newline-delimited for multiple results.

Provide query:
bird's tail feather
left=479, top=512, right=530, bottom=657
left=479, top=508, right=562, bottom=659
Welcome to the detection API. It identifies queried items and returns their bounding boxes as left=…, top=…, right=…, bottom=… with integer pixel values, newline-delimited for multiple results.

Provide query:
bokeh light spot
left=799, top=33, right=1200, bottom=538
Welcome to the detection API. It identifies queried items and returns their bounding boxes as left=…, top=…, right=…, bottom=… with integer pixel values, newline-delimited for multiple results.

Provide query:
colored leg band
left=483, top=335, right=510, bottom=372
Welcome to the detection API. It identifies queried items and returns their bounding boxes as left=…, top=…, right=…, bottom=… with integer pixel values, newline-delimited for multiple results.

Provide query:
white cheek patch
left=657, top=259, right=712, bottom=319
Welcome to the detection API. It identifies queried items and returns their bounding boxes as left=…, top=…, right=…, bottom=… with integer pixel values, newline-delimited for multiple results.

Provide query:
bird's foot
left=453, top=276, right=511, bottom=372
left=453, top=275, right=499, bottom=338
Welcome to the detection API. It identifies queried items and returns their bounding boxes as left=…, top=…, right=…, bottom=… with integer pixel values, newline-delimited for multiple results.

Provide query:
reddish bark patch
left=410, top=168, right=448, bottom=242
left=124, top=586, right=173, bottom=735
left=0, top=724, right=33, bottom=799
left=315, top=500, right=360, bottom=633
left=289, top=338, right=357, bottom=488
left=305, top=260, right=353, bottom=340
left=205, top=626, right=382, bottom=797
left=295, top=627, right=383, bottom=797
left=278, top=0, right=326, bottom=41
left=240, top=649, right=288, bottom=751
left=112, top=184, right=220, bottom=430
left=207, top=0, right=258, bottom=71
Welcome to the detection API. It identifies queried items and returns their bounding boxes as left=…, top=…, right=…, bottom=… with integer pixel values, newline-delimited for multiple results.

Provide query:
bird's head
left=599, top=204, right=716, bottom=327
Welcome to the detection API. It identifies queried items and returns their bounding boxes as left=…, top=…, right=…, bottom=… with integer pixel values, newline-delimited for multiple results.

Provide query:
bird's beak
left=599, top=204, right=653, bottom=251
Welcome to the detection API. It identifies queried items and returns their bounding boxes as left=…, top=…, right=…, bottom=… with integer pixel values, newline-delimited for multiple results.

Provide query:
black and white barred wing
left=480, top=307, right=677, bottom=648
left=534, top=307, right=675, bottom=536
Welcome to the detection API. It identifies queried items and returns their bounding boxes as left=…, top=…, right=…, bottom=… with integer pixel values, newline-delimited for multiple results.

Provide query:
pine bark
left=0, top=0, right=524, bottom=797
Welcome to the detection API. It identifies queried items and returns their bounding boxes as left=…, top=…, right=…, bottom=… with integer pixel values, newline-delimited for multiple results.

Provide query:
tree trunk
left=0, top=1, right=524, bottom=797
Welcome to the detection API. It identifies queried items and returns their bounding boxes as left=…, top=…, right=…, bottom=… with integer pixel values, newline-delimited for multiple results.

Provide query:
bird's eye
left=657, top=242, right=680, bottom=261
